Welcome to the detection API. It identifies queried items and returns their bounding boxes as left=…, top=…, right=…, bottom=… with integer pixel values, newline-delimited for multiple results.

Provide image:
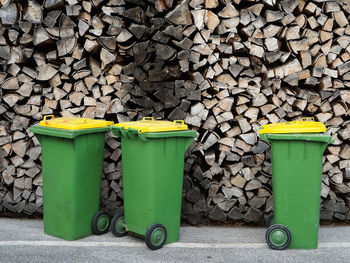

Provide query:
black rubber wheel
left=265, top=224, right=291, bottom=250
left=91, top=210, right=110, bottom=235
left=110, top=212, right=128, bottom=237
left=266, top=213, right=274, bottom=227
left=145, top=224, right=167, bottom=250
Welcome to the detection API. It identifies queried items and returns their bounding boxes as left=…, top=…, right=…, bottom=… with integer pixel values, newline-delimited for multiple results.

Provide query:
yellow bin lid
left=113, top=117, right=188, bottom=133
left=259, top=117, right=327, bottom=134
left=39, top=115, right=113, bottom=130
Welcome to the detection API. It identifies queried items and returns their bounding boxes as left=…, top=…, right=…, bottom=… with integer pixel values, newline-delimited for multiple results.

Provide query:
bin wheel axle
left=110, top=212, right=128, bottom=237
left=91, top=210, right=110, bottom=235
left=266, top=224, right=291, bottom=250
left=145, top=224, right=167, bottom=250
left=265, top=213, right=274, bottom=228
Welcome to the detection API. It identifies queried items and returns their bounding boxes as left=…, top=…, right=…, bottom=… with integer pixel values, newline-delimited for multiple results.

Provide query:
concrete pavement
left=0, top=218, right=349, bottom=263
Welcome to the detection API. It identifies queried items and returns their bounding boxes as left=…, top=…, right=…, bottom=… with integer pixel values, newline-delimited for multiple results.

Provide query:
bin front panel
left=271, top=139, right=326, bottom=249
left=122, top=136, right=188, bottom=244
left=40, top=132, right=105, bottom=240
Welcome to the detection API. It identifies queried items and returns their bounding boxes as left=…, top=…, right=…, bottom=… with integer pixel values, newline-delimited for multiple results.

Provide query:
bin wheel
left=266, top=224, right=291, bottom=250
left=266, top=213, right=274, bottom=227
left=91, top=210, right=110, bottom=235
left=145, top=224, right=167, bottom=250
left=110, top=212, right=128, bottom=237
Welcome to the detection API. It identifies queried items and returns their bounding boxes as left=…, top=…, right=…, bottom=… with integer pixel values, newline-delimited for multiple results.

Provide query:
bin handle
left=173, top=120, right=184, bottom=125
left=142, top=117, right=154, bottom=121
left=43, top=115, right=54, bottom=121
left=120, top=128, right=128, bottom=138
left=301, top=117, right=315, bottom=122
left=126, top=128, right=138, bottom=139
left=128, top=127, right=148, bottom=142
left=138, top=133, right=148, bottom=142
left=127, top=128, right=139, bottom=133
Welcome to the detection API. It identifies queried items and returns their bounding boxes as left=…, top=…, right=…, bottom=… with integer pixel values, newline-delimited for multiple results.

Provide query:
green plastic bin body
left=261, top=133, right=332, bottom=249
left=30, top=126, right=110, bottom=240
left=112, top=127, right=196, bottom=244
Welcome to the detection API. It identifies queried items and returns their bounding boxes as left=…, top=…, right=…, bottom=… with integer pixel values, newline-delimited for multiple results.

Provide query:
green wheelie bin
left=110, top=117, right=197, bottom=250
left=30, top=115, right=113, bottom=240
left=259, top=118, right=333, bottom=250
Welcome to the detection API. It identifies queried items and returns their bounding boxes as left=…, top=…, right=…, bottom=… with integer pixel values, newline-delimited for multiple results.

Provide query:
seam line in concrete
left=0, top=241, right=349, bottom=249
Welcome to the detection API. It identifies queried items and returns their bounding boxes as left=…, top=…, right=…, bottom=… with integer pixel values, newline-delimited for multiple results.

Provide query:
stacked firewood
left=0, top=0, right=349, bottom=224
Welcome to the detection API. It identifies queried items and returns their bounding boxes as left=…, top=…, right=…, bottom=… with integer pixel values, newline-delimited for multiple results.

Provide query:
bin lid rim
left=39, top=115, right=113, bottom=130
left=113, top=117, right=188, bottom=133
left=259, top=118, right=327, bottom=134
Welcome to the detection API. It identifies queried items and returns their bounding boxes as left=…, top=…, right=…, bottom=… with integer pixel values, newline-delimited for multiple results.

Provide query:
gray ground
left=0, top=218, right=349, bottom=263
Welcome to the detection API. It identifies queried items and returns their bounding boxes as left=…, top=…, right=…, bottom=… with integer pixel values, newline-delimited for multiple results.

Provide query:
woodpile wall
left=0, top=0, right=350, bottom=224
